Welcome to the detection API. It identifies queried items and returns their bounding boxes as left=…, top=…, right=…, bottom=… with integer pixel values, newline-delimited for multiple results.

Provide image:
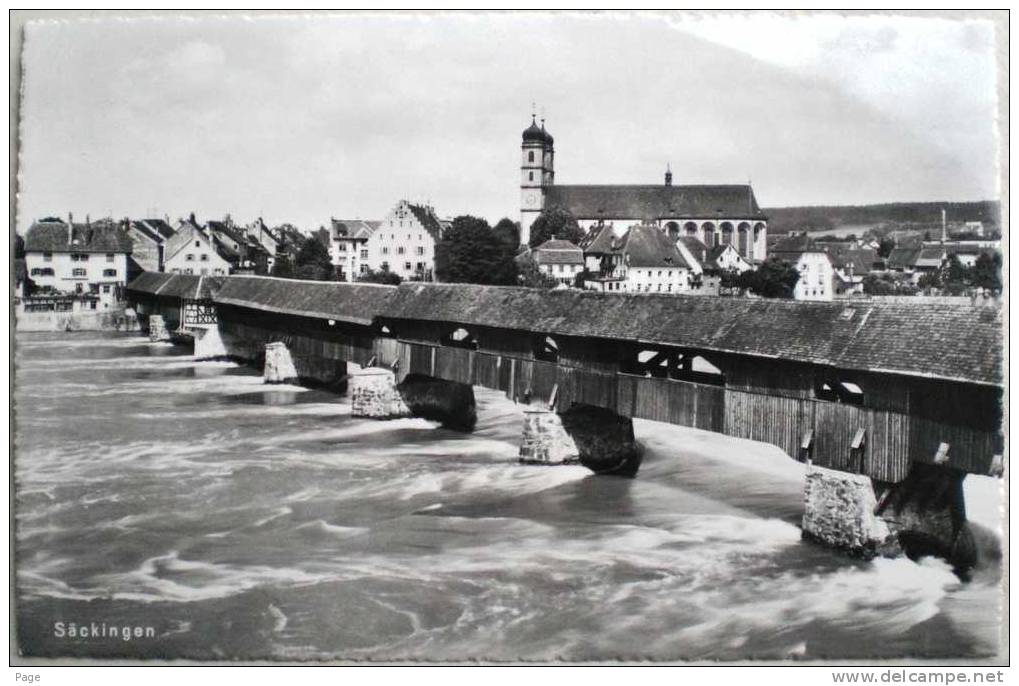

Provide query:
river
left=13, top=332, right=1004, bottom=661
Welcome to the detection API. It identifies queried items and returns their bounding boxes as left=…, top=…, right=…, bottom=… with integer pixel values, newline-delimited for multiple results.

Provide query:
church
left=519, top=116, right=768, bottom=261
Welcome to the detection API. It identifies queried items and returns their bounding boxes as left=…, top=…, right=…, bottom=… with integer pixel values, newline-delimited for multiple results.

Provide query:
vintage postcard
left=10, top=10, right=1007, bottom=669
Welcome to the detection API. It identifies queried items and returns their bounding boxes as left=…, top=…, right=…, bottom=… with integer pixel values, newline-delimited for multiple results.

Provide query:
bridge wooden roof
left=126, top=272, right=224, bottom=300
left=381, top=283, right=1002, bottom=387
left=213, top=275, right=396, bottom=326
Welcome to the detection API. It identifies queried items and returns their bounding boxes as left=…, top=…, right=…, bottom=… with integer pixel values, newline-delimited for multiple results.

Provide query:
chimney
left=67, top=212, right=73, bottom=244
left=665, top=163, right=672, bottom=186
left=941, top=208, right=947, bottom=243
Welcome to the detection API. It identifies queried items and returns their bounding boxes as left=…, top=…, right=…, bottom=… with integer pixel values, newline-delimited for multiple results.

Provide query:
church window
left=528, top=151, right=534, bottom=162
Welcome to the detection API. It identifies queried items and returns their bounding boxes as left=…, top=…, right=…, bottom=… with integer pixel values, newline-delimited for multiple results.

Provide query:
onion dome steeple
left=522, top=114, right=546, bottom=144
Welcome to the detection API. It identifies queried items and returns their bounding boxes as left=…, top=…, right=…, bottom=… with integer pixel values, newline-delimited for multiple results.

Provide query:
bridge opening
left=533, top=335, right=560, bottom=363
left=443, top=326, right=479, bottom=350
left=679, top=355, right=725, bottom=386
left=622, top=348, right=672, bottom=377
left=814, top=378, right=864, bottom=405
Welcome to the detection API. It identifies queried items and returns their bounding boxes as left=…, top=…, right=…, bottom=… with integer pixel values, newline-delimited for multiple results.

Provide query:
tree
left=970, top=252, right=1002, bottom=292
left=435, top=215, right=518, bottom=285
left=862, top=273, right=897, bottom=295
left=516, top=254, right=558, bottom=289
left=492, top=217, right=520, bottom=249
left=292, top=236, right=335, bottom=281
left=528, top=207, right=584, bottom=248
left=357, top=268, right=402, bottom=285
left=877, top=238, right=896, bottom=259
left=739, top=258, right=800, bottom=298
left=925, top=254, right=970, bottom=295
left=270, top=254, right=294, bottom=279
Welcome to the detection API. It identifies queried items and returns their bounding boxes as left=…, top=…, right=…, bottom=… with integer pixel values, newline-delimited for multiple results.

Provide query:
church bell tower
left=520, top=111, right=553, bottom=247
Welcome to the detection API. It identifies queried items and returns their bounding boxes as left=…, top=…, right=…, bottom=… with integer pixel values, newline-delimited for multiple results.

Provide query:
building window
left=404, top=262, right=411, bottom=271
left=338, top=243, right=347, bottom=252
left=200, top=254, right=208, bottom=261
left=185, top=268, right=194, bottom=275
left=381, top=261, right=390, bottom=272
left=528, top=151, right=534, bottom=162
left=103, top=269, right=117, bottom=277
left=382, top=247, right=389, bottom=255
left=416, top=246, right=424, bottom=256
left=397, top=246, right=405, bottom=255
left=186, top=254, right=195, bottom=261
left=102, top=285, right=111, bottom=293
left=195, top=241, right=201, bottom=248
left=416, top=262, right=425, bottom=271
left=529, top=171, right=534, bottom=181
left=72, top=268, right=86, bottom=277
left=360, top=264, right=369, bottom=274
left=43, top=252, right=52, bottom=262
left=106, top=253, right=115, bottom=262
left=71, top=253, right=89, bottom=262
left=360, top=249, right=368, bottom=259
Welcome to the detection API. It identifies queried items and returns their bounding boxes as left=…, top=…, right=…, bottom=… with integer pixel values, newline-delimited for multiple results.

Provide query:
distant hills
left=762, top=201, right=1001, bottom=235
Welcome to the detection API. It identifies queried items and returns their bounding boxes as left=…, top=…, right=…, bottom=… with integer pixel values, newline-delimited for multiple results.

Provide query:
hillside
left=762, top=201, right=1001, bottom=235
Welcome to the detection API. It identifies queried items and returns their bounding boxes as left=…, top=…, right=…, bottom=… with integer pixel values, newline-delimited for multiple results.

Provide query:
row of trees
left=917, top=253, right=1002, bottom=295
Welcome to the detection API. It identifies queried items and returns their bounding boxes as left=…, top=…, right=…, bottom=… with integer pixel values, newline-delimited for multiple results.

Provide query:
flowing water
left=13, top=332, right=1004, bottom=661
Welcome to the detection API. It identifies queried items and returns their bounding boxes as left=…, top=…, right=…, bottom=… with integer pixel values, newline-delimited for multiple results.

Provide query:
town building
left=244, top=218, right=280, bottom=271
left=208, top=219, right=271, bottom=274
left=24, top=217, right=132, bottom=308
left=532, top=239, right=584, bottom=285
left=581, top=223, right=692, bottom=294
left=163, top=216, right=233, bottom=276
left=329, top=219, right=378, bottom=282
left=770, top=235, right=836, bottom=301
left=329, top=200, right=442, bottom=281
left=519, top=115, right=768, bottom=260
left=675, top=237, right=753, bottom=295
left=126, top=218, right=175, bottom=273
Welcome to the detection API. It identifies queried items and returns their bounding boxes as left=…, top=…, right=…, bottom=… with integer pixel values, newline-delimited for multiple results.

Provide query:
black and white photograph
left=9, top=9, right=1007, bottom=670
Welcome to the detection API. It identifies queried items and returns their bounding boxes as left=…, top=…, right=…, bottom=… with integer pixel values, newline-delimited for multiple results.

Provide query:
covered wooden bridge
left=125, top=274, right=1003, bottom=483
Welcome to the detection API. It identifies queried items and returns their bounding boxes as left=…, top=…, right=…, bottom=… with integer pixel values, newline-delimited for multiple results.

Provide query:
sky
left=15, top=12, right=1001, bottom=233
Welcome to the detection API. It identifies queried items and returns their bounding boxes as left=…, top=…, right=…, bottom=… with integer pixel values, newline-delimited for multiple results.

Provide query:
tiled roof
left=139, top=219, right=175, bottom=240
left=770, top=234, right=816, bottom=253
left=129, top=221, right=163, bottom=244
left=886, top=247, right=921, bottom=270
left=544, top=184, right=765, bottom=221
left=25, top=221, right=132, bottom=253
left=619, top=224, right=689, bottom=269
left=331, top=219, right=378, bottom=240
left=126, top=272, right=224, bottom=300
left=826, top=246, right=880, bottom=273
left=580, top=224, right=618, bottom=254
left=214, top=275, right=396, bottom=326
left=915, top=246, right=946, bottom=268
left=407, top=203, right=443, bottom=241
left=534, top=239, right=584, bottom=265
left=380, top=283, right=1002, bottom=386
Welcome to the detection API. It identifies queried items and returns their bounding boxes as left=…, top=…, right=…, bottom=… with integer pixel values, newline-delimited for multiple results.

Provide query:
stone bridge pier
left=148, top=314, right=170, bottom=342
left=350, top=369, right=477, bottom=431
left=519, top=404, right=642, bottom=478
left=257, top=340, right=349, bottom=391
left=802, top=462, right=976, bottom=574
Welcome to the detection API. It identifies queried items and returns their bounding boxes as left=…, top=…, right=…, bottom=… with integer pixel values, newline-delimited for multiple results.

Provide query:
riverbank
left=14, top=305, right=140, bottom=333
